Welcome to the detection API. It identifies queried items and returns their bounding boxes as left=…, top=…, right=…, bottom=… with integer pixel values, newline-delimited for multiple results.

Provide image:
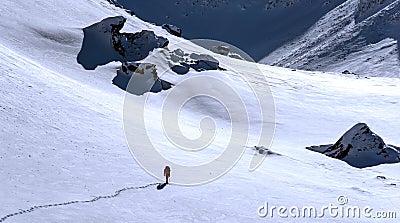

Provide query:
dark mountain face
left=116, top=0, right=346, bottom=60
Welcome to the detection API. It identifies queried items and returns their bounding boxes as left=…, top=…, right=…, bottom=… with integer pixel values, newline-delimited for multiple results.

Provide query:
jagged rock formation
left=77, top=16, right=175, bottom=95
left=168, top=49, right=222, bottom=75
left=77, top=16, right=168, bottom=70
left=77, top=16, right=227, bottom=94
left=77, top=16, right=228, bottom=95
left=162, top=24, right=182, bottom=37
left=253, top=146, right=280, bottom=155
left=307, top=123, right=400, bottom=168
left=112, top=62, right=172, bottom=95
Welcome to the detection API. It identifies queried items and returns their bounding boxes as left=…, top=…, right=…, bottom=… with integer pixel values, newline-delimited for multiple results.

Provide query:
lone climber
left=164, top=166, right=171, bottom=184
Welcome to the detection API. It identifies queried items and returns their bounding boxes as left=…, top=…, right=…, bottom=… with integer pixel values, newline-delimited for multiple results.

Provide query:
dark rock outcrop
left=78, top=17, right=229, bottom=95
left=171, top=63, right=191, bottom=75
left=112, top=62, right=172, bottom=95
left=189, top=59, right=219, bottom=72
left=77, top=16, right=168, bottom=70
left=162, top=24, right=182, bottom=37
left=307, top=123, right=400, bottom=168
left=112, top=62, right=140, bottom=90
left=168, top=50, right=222, bottom=75
left=254, top=146, right=280, bottom=155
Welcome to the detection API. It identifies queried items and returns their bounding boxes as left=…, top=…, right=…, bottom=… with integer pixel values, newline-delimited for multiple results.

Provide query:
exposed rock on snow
left=253, top=146, right=280, bottom=156
left=188, top=53, right=220, bottom=71
left=168, top=49, right=222, bottom=75
left=171, top=63, right=190, bottom=75
left=77, top=16, right=168, bottom=70
left=162, top=24, right=182, bottom=37
left=342, top=70, right=351, bottom=74
left=77, top=17, right=226, bottom=93
left=307, top=123, right=400, bottom=168
left=112, top=61, right=140, bottom=90
left=112, top=62, right=172, bottom=95
left=210, top=45, right=245, bottom=60
left=112, top=47, right=223, bottom=91
left=112, top=29, right=168, bottom=61
left=188, top=59, right=219, bottom=72
left=77, top=16, right=180, bottom=95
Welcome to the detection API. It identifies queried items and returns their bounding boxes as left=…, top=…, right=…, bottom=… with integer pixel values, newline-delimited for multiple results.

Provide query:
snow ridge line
left=0, top=182, right=161, bottom=222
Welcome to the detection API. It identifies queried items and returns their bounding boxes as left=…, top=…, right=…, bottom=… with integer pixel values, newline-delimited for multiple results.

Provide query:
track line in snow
left=0, top=182, right=161, bottom=222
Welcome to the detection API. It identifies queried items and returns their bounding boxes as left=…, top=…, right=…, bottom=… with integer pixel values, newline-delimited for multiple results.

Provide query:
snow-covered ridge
left=260, top=0, right=400, bottom=77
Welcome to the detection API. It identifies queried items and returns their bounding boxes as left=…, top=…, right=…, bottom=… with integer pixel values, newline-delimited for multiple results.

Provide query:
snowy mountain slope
left=1, top=0, right=400, bottom=222
left=260, top=0, right=400, bottom=77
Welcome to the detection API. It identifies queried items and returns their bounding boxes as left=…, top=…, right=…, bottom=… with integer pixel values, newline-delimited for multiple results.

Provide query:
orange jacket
left=164, top=166, right=171, bottom=177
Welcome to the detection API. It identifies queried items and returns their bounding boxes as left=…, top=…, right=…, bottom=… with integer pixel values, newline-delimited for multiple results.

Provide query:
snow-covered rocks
left=76, top=16, right=179, bottom=95
left=169, top=49, right=222, bottom=74
left=307, top=123, right=400, bottom=168
left=112, top=62, right=172, bottom=95
left=161, top=24, right=182, bottom=37
left=187, top=53, right=220, bottom=71
left=209, top=45, right=245, bottom=60
left=77, top=16, right=226, bottom=92
left=253, top=146, right=280, bottom=156
left=77, top=16, right=168, bottom=70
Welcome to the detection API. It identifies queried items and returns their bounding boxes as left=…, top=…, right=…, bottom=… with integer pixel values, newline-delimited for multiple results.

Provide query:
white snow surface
left=0, top=0, right=400, bottom=222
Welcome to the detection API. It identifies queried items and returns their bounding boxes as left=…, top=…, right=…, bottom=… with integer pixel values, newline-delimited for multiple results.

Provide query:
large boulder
left=162, top=24, right=182, bottom=37
left=112, top=62, right=172, bottom=95
left=77, top=16, right=168, bottom=70
left=307, top=123, right=400, bottom=168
